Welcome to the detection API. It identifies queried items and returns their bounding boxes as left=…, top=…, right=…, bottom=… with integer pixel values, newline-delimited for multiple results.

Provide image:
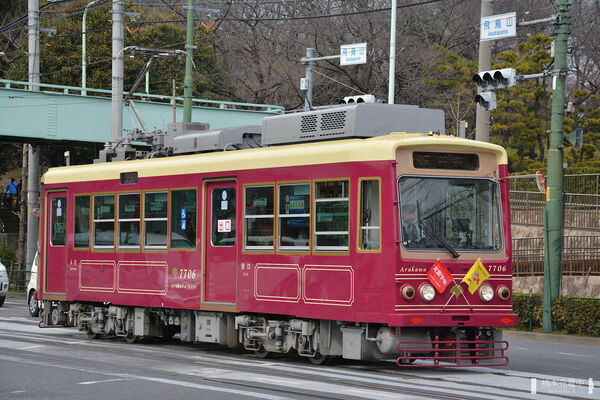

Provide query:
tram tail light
left=497, top=285, right=511, bottom=301
left=401, top=284, right=415, bottom=300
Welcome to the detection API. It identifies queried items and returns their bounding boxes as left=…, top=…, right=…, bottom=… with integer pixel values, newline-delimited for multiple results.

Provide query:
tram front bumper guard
left=396, top=335, right=509, bottom=367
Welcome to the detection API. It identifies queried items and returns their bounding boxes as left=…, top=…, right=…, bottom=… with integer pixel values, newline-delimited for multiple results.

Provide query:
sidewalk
left=502, top=329, right=600, bottom=346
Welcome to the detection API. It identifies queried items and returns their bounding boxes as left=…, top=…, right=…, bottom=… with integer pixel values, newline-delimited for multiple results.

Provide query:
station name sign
left=340, top=43, right=367, bottom=66
left=480, top=12, right=516, bottom=41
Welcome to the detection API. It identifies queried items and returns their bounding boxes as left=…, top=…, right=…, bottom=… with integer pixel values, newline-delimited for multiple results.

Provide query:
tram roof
left=42, top=133, right=508, bottom=185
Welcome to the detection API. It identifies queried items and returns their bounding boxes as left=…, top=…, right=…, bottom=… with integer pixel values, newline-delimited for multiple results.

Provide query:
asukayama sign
left=480, top=12, right=516, bottom=41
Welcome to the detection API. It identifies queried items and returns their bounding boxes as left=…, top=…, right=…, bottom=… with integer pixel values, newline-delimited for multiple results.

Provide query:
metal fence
left=512, top=236, right=600, bottom=276
left=509, top=174, right=600, bottom=230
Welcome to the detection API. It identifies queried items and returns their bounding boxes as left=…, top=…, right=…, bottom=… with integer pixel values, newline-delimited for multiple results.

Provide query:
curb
left=502, top=329, right=600, bottom=346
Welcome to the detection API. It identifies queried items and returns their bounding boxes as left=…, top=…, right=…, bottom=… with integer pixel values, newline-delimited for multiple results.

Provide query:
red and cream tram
left=38, top=104, right=516, bottom=366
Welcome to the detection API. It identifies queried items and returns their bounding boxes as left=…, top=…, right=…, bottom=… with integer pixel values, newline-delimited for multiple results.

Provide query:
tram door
left=204, top=182, right=237, bottom=303
left=45, top=192, right=68, bottom=294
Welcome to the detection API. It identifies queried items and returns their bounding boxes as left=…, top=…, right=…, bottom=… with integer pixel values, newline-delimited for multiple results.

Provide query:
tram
left=38, top=103, right=516, bottom=366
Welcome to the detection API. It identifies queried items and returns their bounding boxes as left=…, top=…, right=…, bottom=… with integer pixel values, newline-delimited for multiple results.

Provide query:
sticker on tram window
left=56, top=207, right=62, bottom=217
left=253, top=197, right=267, bottom=207
left=181, top=219, right=186, bottom=230
left=181, top=208, right=186, bottom=219
left=221, top=200, right=228, bottom=210
left=218, top=219, right=231, bottom=232
left=287, top=195, right=305, bottom=214
left=53, top=222, right=65, bottom=234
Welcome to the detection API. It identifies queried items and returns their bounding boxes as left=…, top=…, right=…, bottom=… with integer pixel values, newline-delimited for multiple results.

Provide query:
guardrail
left=509, top=174, right=600, bottom=230
left=512, top=236, right=600, bottom=276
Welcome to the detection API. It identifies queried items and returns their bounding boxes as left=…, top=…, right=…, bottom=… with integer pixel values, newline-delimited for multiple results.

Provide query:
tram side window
left=144, top=191, right=168, bottom=248
left=279, top=183, right=310, bottom=250
left=171, top=189, right=197, bottom=249
left=119, top=193, right=140, bottom=248
left=245, top=185, right=274, bottom=249
left=314, top=181, right=349, bottom=251
left=74, top=195, right=90, bottom=248
left=50, top=197, right=67, bottom=246
left=359, top=180, right=380, bottom=250
left=94, top=195, right=115, bottom=248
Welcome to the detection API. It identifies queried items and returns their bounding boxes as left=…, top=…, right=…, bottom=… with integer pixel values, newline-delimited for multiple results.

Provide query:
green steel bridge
left=0, top=79, right=284, bottom=144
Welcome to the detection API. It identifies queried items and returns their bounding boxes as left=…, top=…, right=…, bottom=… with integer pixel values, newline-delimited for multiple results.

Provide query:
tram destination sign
left=480, top=12, right=516, bottom=41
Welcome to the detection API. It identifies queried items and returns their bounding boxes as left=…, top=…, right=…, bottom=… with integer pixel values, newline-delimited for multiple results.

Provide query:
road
left=1, top=294, right=598, bottom=400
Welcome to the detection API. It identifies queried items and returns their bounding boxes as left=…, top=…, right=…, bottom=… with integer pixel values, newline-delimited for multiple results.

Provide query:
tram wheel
left=86, top=329, right=99, bottom=339
left=254, top=346, right=270, bottom=359
left=49, top=307, right=65, bottom=326
left=308, top=352, right=331, bottom=365
left=125, top=332, right=139, bottom=344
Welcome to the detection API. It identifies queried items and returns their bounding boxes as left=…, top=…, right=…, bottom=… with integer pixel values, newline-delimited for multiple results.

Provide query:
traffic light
left=472, top=68, right=516, bottom=90
left=474, top=91, right=497, bottom=111
left=340, top=94, right=376, bottom=104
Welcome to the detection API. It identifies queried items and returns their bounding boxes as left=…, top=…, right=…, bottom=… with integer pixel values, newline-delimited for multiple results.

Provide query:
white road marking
left=514, top=346, right=529, bottom=350
left=78, top=378, right=133, bottom=385
left=558, top=352, right=588, bottom=358
left=19, top=345, right=43, bottom=350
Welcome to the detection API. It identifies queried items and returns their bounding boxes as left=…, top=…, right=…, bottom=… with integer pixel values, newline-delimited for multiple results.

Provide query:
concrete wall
left=514, top=276, right=600, bottom=298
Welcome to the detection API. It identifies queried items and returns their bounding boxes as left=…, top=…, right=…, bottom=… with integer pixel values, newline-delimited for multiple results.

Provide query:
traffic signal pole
left=183, top=0, right=195, bottom=122
left=475, top=0, right=492, bottom=142
left=542, top=0, right=571, bottom=333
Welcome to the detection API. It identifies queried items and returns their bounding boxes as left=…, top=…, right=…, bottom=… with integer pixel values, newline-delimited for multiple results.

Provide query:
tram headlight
left=479, top=285, right=494, bottom=302
left=497, top=285, right=511, bottom=301
left=401, top=284, right=415, bottom=300
left=419, top=283, right=435, bottom=302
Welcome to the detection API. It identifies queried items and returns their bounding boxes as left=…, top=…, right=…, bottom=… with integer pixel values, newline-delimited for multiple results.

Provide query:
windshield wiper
left=434, top=236, right=460, bottom=258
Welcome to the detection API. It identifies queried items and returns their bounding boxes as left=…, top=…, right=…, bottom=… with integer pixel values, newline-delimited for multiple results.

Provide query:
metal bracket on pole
left=39, top=28, right=56, bottom=35
left=183, top=6, right=221, bottom=15
left=300, top=55, right=341, bottom=64
left=518, top=15, right=558, bottom=27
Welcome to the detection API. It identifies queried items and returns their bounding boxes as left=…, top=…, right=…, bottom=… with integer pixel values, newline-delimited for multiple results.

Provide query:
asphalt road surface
left=1, top=294, right=598, bottom=400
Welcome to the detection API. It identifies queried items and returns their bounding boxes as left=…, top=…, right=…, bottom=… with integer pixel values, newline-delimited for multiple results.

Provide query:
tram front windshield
left=398, top=176, right=502, bottom=252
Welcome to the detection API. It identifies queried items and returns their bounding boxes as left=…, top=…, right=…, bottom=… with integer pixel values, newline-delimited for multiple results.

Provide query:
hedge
left=512, top=293, right=600, bottom=336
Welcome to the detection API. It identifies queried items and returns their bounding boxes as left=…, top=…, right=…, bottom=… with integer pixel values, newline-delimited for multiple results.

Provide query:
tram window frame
left=93, top=194, right=115, bottom=249
left=357, top=178, right=381, bottom=252
left=118, top=192, right=141, bottom=250
left=313, top=180, right=350, bottom=252
left=278, top=182, right=311, bottom=252
left=50, top=196, right=67, bottom=246
left=244, top=185, right=275, bottom=251
left=74, top=195, right=91, bottom=249
left=144, top=191, right=168, bottom=249
left=170, top=188, right=197, bottom=249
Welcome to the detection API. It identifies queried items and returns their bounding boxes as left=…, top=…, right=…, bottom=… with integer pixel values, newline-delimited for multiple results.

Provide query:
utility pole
left=26, top=0, right=40, bottom=274
left=82, top=0, right=100, bottom=96
left=183, top=0, right=195, bottom=122
left=542, top=0, right=571, bottom=333
left=475, top=0, right=492, bottom=142
left=387, top=0, right=396, bottom=104
left=111, top=0, right=124, bottom=143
